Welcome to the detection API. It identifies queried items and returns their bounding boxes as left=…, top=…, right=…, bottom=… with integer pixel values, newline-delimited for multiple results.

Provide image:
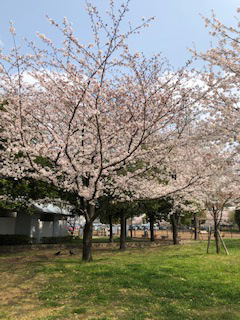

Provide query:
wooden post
left=218, top=230, right=229, bottom=255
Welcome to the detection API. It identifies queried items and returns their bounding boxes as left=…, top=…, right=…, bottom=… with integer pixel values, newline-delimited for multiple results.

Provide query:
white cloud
left=0, top=39, right=4, bottom=47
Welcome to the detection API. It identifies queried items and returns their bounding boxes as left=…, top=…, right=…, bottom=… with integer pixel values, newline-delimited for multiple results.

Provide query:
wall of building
left=30, top=214, right=41, bottom=242
left=0, top=211, right=69, bottom=241
left=39, top=221, right=54, bottom=238
left=14, top=212, right=32, bottom=236
left=0, top=217, right=16, bottom=235
left=52, top=216, right=67, bottom=237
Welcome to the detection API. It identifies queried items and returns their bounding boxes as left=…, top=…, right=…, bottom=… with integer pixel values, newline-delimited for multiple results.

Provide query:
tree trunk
left=125, top=217, right=127, bottom=238
left=109, top=214, right=113, bottom=243
left=120, top=211, right=126, bottom=250
left=171, top=213, right=179, bottom=245
left=194, top=213, right=198, bottom=241
left=82, top=204, right=95, bottom=262
left=150, top=215, right=155, bottom=241
left=82, top=220, right=93, bottom=261
left=130, top=218, right=133, bottom=238
left=214, top=218, right=220, bottom=254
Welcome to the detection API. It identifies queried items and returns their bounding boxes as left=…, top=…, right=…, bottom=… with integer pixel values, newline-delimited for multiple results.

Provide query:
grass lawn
left=40, top=236, right=140, bottom=245
left=0, top=240, right=240, bottom=320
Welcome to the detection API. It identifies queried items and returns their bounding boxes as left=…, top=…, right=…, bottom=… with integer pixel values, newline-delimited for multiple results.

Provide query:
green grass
left=91, top=236, right=136, bottom=243
left=1, top=240, right=240, bottom=319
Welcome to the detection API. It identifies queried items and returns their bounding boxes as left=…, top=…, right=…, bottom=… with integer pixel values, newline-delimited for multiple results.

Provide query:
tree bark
left=120, top=211, right=126, bottom=250
left=171, top=213, right=179, bottom=245
left=109, top=214, right=113, bottom=243
left=194, top=212, right=198, bottom=241
left=125, top=217, right=127, bottom=238
left=150, top=215, right=155, bottom=241
left=130, top=218, right=133, bottom=238
left=82, top=204, right=95, bottom=262
left=82, top=220, right=93, bottom=261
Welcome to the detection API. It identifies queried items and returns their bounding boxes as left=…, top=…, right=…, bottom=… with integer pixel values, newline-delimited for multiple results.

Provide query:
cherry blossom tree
left=0, top=1, right=213, bottom=261
left=188, top=8, right=240, bottom=252
left=192, top=9, right=240, bottom=156
left=185, top=149, right=239, bottom=253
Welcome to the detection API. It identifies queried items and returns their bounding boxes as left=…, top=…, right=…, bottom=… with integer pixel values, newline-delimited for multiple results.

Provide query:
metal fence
left=128, top=229, right=240, bottom=241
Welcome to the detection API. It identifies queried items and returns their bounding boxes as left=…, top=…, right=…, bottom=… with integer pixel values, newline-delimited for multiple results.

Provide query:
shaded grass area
left=76, top=236, right=137, bottom=243
left=0, top=240, right=240, bottom=319
left=41, top=236, right=137, bottom=245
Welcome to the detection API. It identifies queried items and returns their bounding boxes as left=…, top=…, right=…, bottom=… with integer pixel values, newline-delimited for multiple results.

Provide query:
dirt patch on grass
left=0, top=251, right=54, bottom=320
left=5, top=249, right=97, bottom=320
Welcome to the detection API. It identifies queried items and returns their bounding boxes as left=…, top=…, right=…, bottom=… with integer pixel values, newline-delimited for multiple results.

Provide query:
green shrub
left=0, top=234, right=36, bottom=245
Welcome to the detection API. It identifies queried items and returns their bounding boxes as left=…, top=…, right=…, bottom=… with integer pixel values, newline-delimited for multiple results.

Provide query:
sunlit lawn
left=0, top=240, right=240, bottom=320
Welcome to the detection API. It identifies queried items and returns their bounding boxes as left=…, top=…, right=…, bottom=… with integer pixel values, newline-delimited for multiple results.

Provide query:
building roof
left=33, top=203, right=73, bottom=216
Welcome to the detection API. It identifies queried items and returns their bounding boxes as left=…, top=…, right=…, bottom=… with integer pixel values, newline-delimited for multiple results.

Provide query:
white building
left=0, top=203, right=72, bottom=242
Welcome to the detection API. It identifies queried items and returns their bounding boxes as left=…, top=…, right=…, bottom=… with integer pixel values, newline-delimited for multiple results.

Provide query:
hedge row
left=0, top=235, right=36, bottom=245
left=0, top=235, right=74, bottom=245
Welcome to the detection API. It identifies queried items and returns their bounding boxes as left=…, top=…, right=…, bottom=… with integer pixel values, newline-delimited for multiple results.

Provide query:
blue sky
left=0, top=0, right=239, bottom=68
